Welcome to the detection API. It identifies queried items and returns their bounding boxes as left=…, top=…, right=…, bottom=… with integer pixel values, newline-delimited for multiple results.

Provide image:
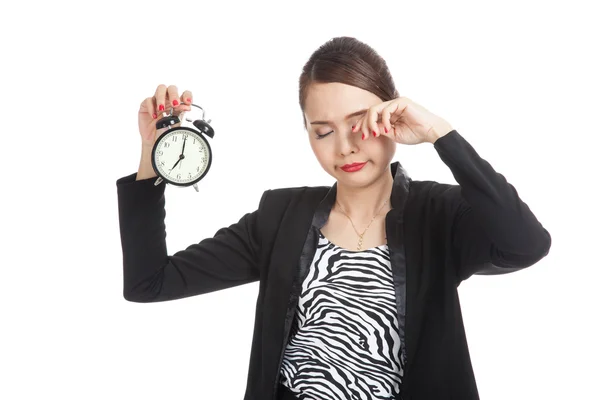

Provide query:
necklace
left=336, top=197, right=389, bottom=251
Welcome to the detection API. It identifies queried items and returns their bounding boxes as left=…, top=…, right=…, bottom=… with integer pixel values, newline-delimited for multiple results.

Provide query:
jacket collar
left=312, top=161, right=412, bottom=229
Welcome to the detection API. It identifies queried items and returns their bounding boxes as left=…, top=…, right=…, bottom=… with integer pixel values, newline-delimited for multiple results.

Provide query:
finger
left=181, top=90, right=193, bottom=105
left=360, top=117, right=369, bottom=140
left=362, top=109, right=377, bottom=139
left=167, top=85, right=180, bottom=108
left=175, top=90, right=193, bottom=118
left=155, top=84, right=168, bottom=113
left=173, top=104, right=192, bottom=118
left=381, top=106, right=392, bottom=135
left=353, top=117, right=367, bottom=140
left=144, top=97, right=157, bottom=120
left=370, top=108, right=382, bottom=138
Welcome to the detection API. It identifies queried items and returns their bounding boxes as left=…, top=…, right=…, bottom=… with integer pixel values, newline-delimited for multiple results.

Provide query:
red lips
left=341, top=162, right=367, bottom=172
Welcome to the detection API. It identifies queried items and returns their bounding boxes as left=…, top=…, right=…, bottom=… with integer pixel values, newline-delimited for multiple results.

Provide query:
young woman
left=116, top=36, right=551, bottom=400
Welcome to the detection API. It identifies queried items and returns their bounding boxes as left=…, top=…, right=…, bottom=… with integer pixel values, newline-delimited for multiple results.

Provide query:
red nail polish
left=352, top=125, right=355, bottom=131
left=152, top=113, right=157, bottom=119
left=385, top=127, right=388, bottom=133
left=173, top=100, right=179, bottom=106
left=186, top=98, right=191, bottom=103
left=372, top=130, right=377, bottom=137
left=362, top=133, right=366, bottom=140
left=159, top=104, right=165, bottom=111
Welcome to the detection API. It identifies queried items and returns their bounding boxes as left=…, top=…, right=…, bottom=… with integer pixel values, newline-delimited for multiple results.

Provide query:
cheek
left=379, top=139, right=397, bottom=158
left=362, top=137, right=390, bottom=155
left=310, top=143, right=336, bottom=167
left=309, top=139, right=326, bottom=156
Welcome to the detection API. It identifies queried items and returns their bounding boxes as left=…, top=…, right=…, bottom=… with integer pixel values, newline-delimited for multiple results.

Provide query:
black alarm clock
left=151, top=103, right=214, bottom=192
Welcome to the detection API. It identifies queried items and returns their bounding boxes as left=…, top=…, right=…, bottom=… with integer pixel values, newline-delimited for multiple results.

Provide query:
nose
left=337, top=125, right=360, bottom=155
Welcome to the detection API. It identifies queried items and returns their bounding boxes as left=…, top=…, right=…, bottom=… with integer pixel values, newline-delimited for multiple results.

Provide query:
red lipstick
left=341, top=162, right=367, bottom=172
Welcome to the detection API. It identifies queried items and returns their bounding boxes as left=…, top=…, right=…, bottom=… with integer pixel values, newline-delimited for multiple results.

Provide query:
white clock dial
left=153, top=130, right=210, bottom=184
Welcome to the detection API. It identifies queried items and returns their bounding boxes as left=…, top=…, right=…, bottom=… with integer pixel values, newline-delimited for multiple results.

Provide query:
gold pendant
left=357, top=235, right=363, bottom=251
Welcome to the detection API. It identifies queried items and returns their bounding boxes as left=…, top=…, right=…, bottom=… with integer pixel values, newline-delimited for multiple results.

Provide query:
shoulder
left=409, top=178, right=455, bottom=194
left=261, top=185, right=331, bottom=207
left=255, top=186, right=330, bottom=236
left=407, top=178, right=463, bottom=211
left=409, top=177, right=460, bottom=196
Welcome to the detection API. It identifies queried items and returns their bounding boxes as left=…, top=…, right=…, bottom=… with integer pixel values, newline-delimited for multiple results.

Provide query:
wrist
left=136, top=145, right=158, bottom=180
left=141, top=143, right=154, bottom=152
left=428, top=123, right=453, bottom=144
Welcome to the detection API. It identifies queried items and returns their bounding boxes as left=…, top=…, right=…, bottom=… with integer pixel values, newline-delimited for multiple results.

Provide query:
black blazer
left=116, top=129, right=551, bottom=400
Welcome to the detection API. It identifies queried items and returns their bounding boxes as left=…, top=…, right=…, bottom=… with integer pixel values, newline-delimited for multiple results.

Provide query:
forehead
left=304, top=82, right=381, bottom=122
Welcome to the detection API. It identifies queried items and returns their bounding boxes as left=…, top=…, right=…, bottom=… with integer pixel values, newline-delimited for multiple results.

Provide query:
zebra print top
left=278, top=228, right=406, bottom=400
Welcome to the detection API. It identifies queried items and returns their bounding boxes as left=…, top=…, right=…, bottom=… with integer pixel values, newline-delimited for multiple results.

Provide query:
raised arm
left=116, top=172, right=269, bottom=302
left=430, top=130, right=551, bottom=285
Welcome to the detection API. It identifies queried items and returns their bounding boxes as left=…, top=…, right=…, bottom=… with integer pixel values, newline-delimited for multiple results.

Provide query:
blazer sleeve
left=431, top=130, right=552, bottom=285
left=116, top=172, right=270, bottom=302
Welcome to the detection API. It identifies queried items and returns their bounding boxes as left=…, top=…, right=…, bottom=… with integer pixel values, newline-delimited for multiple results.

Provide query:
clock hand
left=168, top=136, right=188, bottom=174
left=169, top=156, right=182, bottom=171
left=175, top=136, right=187, bottom=171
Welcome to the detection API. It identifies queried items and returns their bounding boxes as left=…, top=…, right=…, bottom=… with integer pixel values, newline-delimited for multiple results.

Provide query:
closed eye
left=314, top=117, right=361, bottom=140
left=315, top=131, right=333, bottom=140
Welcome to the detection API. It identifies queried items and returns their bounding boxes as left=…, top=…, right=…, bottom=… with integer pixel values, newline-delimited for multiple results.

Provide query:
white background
left=2, top=0, right=598, bottom=399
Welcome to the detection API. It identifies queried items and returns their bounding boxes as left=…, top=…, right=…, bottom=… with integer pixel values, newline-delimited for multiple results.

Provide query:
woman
left=116, top=36, right=551, bottom=400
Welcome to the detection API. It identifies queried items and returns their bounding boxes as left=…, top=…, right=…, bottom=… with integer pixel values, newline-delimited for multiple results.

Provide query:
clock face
left=152, top=128, right=211, bottom=185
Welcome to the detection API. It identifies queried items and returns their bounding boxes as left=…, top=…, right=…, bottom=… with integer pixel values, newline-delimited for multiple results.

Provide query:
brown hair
left=299, top=36, right=399, bottom=130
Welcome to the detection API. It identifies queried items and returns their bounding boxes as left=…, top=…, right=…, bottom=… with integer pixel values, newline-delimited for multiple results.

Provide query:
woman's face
left=304, top=82, right=396, bottom=185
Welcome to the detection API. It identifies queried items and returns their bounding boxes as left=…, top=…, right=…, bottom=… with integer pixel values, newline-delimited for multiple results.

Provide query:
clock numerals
left=154, top=132, right=210, bottom=184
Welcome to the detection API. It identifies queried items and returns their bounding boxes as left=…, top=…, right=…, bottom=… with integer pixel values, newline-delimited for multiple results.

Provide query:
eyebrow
left=310, top=108, right=368, bottom=125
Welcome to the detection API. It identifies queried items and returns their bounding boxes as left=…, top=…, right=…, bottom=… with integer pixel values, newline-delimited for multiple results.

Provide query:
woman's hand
left=352, top=96, right=454, bottom=145
left=138, top=84, right=194, bottom=147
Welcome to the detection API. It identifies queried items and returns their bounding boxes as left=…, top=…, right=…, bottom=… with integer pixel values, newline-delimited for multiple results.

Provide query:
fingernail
left=372, top=130, right=377, bottom=137
left=173, top=100, right=179, bottom=106
left=186, top=98, right=191, bottom=103
left=159, top=104, right=165, bottom=111
left=362, top=133, right=366, bottom=140
left=152, top=113, right=157, bottom=119
left=384, top=127, right=388, bottom=133
left=352, top=125, right=355, bottom=131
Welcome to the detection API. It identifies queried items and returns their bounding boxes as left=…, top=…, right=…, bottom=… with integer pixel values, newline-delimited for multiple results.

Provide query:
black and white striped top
left=279, top=228, right=405, bottom=400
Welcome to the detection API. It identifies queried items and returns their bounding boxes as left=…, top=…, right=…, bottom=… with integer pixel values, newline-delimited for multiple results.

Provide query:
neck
left=335, top=165, right=394, bottom=222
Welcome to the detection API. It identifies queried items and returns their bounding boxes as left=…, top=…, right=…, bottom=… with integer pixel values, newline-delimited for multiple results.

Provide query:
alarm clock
left=151, top=103, right=214, bottom=192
